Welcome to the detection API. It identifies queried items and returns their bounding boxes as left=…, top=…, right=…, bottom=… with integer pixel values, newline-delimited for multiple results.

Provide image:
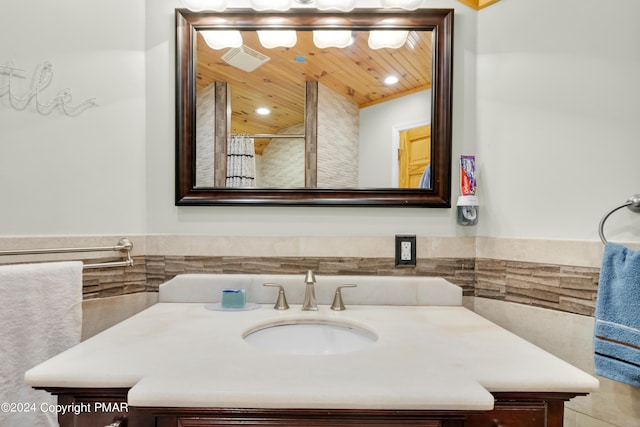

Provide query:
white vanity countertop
left=25, top=302, right=599, bottom=411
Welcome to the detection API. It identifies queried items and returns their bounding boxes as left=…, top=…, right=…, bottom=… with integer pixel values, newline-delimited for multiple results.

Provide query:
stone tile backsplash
left=79, top=254, right=600, bottom=316
left=144, top=255, right=476, bottom=295
left=81, top=256, right=149, bottom=299
left=0, top=236, right=603, bottom=317
left=475, top=259, right=600, bottom=316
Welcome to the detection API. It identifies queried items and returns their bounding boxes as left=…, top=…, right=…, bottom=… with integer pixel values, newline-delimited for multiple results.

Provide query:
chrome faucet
left=301, top=270, right=318, bottom=311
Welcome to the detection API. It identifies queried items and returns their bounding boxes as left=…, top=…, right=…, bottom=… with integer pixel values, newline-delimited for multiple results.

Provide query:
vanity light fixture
left=257, top=30, right=297, bottom=48
left=312, top=30, right=353, bottom=48
left=368, top=30, right=409, bottom=49
left=314, top=0, right=356, bottom=11
left=250, top=0, right=293, bottom=11
left=180, top=0, right=227, bottom=11
left=381, top=0, right=422, bottom=10
left=255, top=0, right=355, bottom=11
left=255, top=107, right=271, bottom=115
left=200, top=30, right=243, bottom=50
left=180, top=0, right=415, bottom=12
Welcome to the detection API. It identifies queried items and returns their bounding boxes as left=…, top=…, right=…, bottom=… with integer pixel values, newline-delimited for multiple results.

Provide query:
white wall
left=0, top=0, right=147, bottom=236
left=0, top=0, right=474, bottom=239
left=476, top=0, right=640, bottom=242
left=360, top=89, right=431, bottom=187
left=3, top=0, right=637, bottom=243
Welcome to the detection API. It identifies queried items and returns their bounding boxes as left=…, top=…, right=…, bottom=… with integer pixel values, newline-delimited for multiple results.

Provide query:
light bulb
left=368, top=31, right=409, bottom=49
left=181, top=0, right=227, bottom=12
left=250, top=0, right=293, bottom=11
left=314, top=0, right=356, bottom=12
left=200, top=30, right=243, bottom=50
left=312, top=31, right=352, bottom=49
left=381, top=0, right=422, bottom=10
left=257, top=31, right=297, bottom=49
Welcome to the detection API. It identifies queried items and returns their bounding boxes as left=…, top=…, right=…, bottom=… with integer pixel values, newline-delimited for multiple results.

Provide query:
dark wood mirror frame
left=176, top=8, right=453, bottom=207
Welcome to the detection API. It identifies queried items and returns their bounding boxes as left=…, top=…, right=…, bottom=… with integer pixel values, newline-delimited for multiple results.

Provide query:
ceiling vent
left=221, top=46, right=270, bottom=72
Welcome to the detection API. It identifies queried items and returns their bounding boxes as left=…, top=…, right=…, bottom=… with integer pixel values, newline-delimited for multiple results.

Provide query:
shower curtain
left=226, top=134, right=256, bottom=187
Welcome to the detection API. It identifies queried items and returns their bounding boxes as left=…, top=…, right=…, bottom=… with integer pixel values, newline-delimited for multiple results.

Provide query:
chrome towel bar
left=0, top=238, right=134, bottom=269
left=598, top=194, right=640, bottom=244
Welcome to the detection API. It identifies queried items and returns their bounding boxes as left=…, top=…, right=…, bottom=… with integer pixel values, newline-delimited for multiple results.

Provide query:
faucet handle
left=304, top=269, right=316, bottom=284
left=263, top=283, right=289, bottom=310
left=331, top=284, right=357, bottom=311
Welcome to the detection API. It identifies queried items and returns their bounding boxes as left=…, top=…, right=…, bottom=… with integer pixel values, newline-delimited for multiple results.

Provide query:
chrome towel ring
left=598, top=194, right=640, bottom=244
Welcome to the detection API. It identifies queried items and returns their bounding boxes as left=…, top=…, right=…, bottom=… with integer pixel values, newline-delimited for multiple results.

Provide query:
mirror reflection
left=194, top=29, right=433, bottom=189
left=175, top=9, right=453, bottom=207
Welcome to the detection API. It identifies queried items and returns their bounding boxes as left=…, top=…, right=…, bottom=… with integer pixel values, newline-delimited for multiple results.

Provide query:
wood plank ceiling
left=196, top=29, right=432, bottom=154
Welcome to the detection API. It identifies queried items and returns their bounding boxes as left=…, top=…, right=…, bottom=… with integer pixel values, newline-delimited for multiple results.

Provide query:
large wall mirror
left=176, top=8, right=453, bottom=206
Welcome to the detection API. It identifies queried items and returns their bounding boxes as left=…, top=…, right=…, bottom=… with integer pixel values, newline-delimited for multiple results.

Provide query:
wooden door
left=399, top=125, right=431, bottom=188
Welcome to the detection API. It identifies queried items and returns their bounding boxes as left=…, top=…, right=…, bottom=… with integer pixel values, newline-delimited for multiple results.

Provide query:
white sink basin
left=243, top=321, right=377, bottom=355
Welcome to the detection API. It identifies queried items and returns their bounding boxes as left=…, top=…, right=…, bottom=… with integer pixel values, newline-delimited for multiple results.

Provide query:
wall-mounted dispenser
left=457, top=195, right=478, bottom=226
left=457, top=155, right=478, bottom=226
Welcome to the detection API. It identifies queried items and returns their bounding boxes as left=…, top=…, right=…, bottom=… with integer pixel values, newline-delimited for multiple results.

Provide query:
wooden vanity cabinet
left=163, top=412, right=461, bottom=427
left=50, top=388, right=154, bottom=427
left=43, top=388, right=581, bottom=427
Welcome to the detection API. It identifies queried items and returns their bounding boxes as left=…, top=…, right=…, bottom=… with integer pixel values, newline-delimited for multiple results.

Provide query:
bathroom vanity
left=26, top=275, right=598, bottom=427
left=42, top=391, right=588, bottom=427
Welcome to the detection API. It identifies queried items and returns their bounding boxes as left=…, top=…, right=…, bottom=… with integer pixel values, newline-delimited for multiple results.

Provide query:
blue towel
left=418, top=164, right=431, bottom=189
left=594, top=242, right=640, bottom=387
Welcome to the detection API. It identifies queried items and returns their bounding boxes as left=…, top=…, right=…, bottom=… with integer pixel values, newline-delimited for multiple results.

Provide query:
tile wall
left=258, top=123, right=306, bottom=187
left=317, top=83, right=359, bottom=187
left=3, top=236, right=599, bottom=316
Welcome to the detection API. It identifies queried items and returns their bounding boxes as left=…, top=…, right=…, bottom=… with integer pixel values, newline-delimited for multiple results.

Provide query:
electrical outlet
left=401, top=241, right=412, bottom=261
left=395, top=235, right=416, bottom=267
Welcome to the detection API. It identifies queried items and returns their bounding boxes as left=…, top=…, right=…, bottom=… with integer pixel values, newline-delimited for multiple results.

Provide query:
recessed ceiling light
left=256, top=107, right=271, bottom=115
left=384, top=75, right=399, bottom=85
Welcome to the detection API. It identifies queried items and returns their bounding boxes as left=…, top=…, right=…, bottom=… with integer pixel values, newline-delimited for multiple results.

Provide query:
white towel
left=0, top=261, right=82, bottom=427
